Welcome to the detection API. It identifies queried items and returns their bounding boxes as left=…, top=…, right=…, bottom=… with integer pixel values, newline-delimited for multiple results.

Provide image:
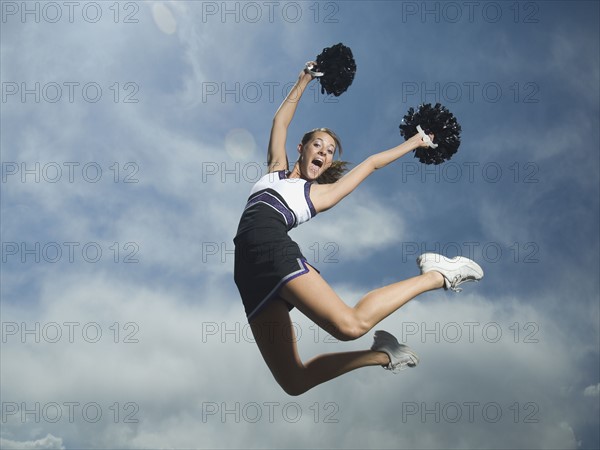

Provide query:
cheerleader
left=233, top=63, right=483, bottom=396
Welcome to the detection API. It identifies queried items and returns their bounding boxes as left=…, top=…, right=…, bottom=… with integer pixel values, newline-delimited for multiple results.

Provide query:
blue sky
left=1, top=1, right=599, bottom=448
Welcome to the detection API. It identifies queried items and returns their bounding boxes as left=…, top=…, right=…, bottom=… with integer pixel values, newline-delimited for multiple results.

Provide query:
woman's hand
left=299, top=61, right=319, bottom=82
left=408, top=131, right=435, bottom=148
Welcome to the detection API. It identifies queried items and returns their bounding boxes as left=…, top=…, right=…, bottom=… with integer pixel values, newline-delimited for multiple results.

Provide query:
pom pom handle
left=304, top=62, right=324, bottom=77
left=416, top=125, right=438, bottom=149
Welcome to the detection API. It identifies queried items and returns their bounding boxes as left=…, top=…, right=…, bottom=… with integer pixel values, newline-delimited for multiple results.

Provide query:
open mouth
left=308, top=158, right=324, bottom=177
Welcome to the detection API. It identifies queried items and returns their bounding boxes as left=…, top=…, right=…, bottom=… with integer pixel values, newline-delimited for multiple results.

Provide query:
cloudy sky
left=1, top=0, right=599, bottom=448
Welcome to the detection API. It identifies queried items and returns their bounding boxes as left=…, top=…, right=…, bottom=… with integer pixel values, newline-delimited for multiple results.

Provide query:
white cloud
left=0, top=434, right=64, bottom=450
left=584, top=384, right=600, bottom=398
left=0, top=270, right=592, bottom=449
left=293, top=188, right=406, bottom=261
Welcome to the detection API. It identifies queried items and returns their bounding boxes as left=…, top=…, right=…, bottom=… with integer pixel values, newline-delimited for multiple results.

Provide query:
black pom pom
left=399, top=103, right=462, bottom=165
left=314, top=43, right=356, bottom=97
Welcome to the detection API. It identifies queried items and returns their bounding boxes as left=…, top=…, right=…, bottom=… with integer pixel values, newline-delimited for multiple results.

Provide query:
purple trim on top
left=246, top=258, right=314, bottom=322
left=304, top=182, right=317, bottom=217
left=278, top=170, right=287, bottom=179
left=245, top=191, right=296, bottom=229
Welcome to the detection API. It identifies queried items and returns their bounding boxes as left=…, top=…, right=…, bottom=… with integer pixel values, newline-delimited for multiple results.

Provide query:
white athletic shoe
left=371, top=330, right=419, bottom=373
left=417, top=252, right=484, bottom=292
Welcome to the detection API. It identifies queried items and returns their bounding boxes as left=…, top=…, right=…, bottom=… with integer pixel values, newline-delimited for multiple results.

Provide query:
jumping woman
left=233, top=63, right=483, bottom=396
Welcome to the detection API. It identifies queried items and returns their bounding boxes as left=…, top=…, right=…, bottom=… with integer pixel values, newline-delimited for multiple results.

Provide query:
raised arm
left=311, top=133, right=430, bottom=212
left=267, top=67, right=315, bottom=173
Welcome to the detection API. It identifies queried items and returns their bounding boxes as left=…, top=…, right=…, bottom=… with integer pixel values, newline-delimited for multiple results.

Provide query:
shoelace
left=448, top=275, right=463, bottom=292
left=386, top=361, right=408, bottom=374
left=385, top=353, right=417, bottom=373
left=448, top=274, right=480, bottom=292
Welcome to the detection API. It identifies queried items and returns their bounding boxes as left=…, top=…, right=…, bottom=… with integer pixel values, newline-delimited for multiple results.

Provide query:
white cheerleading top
left=244, top=170, right=317, bottom=230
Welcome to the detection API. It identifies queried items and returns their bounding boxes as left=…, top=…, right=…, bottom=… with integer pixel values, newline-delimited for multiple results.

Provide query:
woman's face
left=298, top=131, right=336, bottom=180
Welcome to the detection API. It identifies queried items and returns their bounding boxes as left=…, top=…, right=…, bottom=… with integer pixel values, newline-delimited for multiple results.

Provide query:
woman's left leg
left=279, top=266, right=444, bottom=341
left=250, top=298, right=390, bottom=396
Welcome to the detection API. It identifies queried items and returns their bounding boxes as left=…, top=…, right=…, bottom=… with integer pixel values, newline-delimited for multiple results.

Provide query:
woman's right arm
left=267, top=68, right=314, bottom=173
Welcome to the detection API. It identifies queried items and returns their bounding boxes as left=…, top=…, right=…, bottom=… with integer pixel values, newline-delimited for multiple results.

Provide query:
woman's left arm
left=311, top=133, right=428, bottom=212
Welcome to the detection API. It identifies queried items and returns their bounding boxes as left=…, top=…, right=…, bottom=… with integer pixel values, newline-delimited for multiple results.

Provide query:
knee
left=280, top=383, right=308, bottom=397
left=329, top=315, right=370, bottom=341
left=278, top=375, right=309, bottom=397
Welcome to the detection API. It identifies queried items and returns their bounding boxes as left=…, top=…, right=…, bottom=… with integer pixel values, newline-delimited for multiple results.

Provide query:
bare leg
left=250, top=299, right=389, bottom=396
left=251, top=268, right=444, bottom=395
left=354, top=271, right=444, bottom=326
left=279, top=265, right=444, bottom=341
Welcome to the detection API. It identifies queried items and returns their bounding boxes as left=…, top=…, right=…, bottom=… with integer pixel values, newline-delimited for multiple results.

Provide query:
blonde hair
left=300, top=128, right=350, bottom=184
